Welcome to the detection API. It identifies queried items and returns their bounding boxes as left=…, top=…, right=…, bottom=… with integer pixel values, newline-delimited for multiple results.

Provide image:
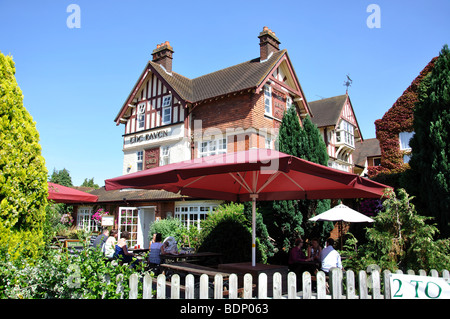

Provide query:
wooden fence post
left=199, top=274, right=209, bottom=299
left=302, top=271, right=312, bottom=299
left=346, top=270, right=357, bottom=299
left=129, top=273, right=139, bottom=299
left=171, top=274, right=181, bottom=299
left=273, top=272, right=283, bottom=299
left=258, top=273, right=268, bottom=299
left=383, top=270, right=391, bottom=299
left=330, top=268, right=343, bottom=299
left=185, top=274, right=195, bottom=299
left=143, top=273, right=153, bottom=299
left=287, top=272, right=297, bottom=299
left=359, top=270, right=369, bottom=299
left=214, top=274, right=223, bottom=299
left=243, top=273, right=253, bottom=299
left=228, top=274, right=238, bottom=299
left=316, top=271, right=327, bottom=299
left=156, top=274, right=166, bottom=299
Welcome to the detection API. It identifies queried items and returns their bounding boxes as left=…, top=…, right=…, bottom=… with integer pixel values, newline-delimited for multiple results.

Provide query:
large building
left=75, top=27, right=312, bottom=248
left=308, top=94, right=363, bottom=173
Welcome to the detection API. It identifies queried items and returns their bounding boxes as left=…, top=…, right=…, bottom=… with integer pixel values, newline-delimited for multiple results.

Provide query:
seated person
left=319, top=238, right=343, bottom=273
left=288, top=238, right=313, bottom=271
left=148, top=233, right=163, bottom=265
left=103, top=229, right=118, bottom=258
left=162, top=236, right=179, bottom=255
left=113, top=231, right=135, bottom=264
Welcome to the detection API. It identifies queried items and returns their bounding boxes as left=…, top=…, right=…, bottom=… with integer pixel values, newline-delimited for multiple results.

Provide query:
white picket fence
left=114, top=267, right=449, bottom=299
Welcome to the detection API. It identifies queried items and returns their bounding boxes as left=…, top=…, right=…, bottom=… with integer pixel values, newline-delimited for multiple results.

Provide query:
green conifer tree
left=409, top=44, right=450, bottom=237
left=0, top=52, right=48, bottom=261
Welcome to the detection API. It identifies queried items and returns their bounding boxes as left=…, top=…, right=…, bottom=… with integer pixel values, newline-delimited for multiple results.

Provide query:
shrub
left=149, top=217, right=198, bottom=249
left=342, top=189, right=450, bottom=272
left=197, top=203, right=265, bottom=263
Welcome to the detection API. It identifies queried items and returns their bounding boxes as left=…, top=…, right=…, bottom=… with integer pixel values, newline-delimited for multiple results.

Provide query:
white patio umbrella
left=309, top=203, right=374, bottom=223
left=309, top=203, right=374, bottom=249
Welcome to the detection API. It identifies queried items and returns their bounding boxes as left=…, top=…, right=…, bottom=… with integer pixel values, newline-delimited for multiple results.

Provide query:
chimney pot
left=152, top=41, right=174, bottom=73
left=258, top=26, right=280, bottom=61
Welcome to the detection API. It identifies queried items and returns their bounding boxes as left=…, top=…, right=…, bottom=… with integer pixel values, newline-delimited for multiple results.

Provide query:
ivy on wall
left=369, top=57, right=437, bottom=178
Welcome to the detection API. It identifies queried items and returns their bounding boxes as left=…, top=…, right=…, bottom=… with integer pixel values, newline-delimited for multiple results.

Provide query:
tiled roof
left=88, top=187, right=186, bottom=203
left=353, top=138, right=381, bottom=167
left=149, top=50, right=287, bottom=103
left=308, top=95, right=348, bottom=127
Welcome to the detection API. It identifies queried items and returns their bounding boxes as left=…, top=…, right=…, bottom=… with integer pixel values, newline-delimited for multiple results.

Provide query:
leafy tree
left=0, top=52, right=48, bottom=261
left=49, top=168, right=73, bottom=187
left=342, top=189, right=450, bottom=272
left=81, top=177, right=99, bottom=189
left=197, top=203, right=266, bottom=263
left=409, top=44, right=450, bottom=237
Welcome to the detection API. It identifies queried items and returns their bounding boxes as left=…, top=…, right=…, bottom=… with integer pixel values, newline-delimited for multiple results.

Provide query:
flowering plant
left=92, top=208, right=109, bottom=223
left=60, top=213, right=74, bottom=226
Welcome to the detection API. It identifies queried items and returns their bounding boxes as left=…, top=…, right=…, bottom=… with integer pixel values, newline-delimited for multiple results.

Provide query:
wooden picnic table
left=160, top=252, right=223, bottom=264
left=159, top=262, right=231, bottom=279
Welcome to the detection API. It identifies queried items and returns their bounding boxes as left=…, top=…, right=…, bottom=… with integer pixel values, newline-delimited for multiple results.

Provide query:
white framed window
left=137, top=151, right=143, bottom=171
left=336, top=120, right=355, bottom=147
left=137, top=103, right=145, bottom=130
left=399, top=131, right=414, bottom=150
left=162, top=95, right=172, bottom=107
left=286, top=96, right=293, bottom=109
left=118, top=207, right=138, bottom=248
left=160, top=146, right=170, bottom=166
left=264, top=85, right=272, bottom=115
left=162, top=106, right=171, bottom=125
left=77, top=207, right=99, bottom=232
left=175, top=203, right=218, bottom=230
left=199, top=138, right=227, bottom=158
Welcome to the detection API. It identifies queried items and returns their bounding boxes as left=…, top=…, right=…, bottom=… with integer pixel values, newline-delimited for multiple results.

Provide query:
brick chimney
left=258, top=26, right=280, bottom=61
left=151, top=41, right=174, bottom=73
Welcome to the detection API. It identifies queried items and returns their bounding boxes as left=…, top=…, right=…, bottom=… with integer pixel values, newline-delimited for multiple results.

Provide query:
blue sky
left=1, top=0, right=449, bottom=186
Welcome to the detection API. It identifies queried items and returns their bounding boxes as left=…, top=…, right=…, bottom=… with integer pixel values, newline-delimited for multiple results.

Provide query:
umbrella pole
left=250, top=194, right=258, bottom=267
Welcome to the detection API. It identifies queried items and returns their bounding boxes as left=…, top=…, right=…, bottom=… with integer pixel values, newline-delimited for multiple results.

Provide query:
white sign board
left=390, top=274, right=450, bottom=299
left=101, top=216, right=114, bottom=226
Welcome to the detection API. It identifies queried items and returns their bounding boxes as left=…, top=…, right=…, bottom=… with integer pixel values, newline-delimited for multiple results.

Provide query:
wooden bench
left=160, top=262, right=231, bottom=279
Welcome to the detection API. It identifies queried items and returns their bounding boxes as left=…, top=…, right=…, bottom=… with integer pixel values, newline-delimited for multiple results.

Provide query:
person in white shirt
left=319, top=238, right=343, bottom=273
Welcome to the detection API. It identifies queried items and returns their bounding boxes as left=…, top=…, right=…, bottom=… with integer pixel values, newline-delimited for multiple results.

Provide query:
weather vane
left=343, top=74, right=352, bottom=93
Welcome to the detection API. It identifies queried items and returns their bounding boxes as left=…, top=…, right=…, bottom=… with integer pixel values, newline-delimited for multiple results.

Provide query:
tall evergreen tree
left=409, top=44, right=450, bottom=237
left=297, top=115, right=333, bottom=240
left=0, top=52, right=48, bottom=261
left=49, top=168, right=73, bottom=187
left=260, top=107, right=332, bottom=254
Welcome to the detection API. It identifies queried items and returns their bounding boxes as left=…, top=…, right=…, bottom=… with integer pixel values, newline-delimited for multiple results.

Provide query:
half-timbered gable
left=309, top=94, right=363, bottom=173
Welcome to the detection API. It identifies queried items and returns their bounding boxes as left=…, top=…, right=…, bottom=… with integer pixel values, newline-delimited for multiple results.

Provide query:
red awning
left=48, top=182, right=98, bottom=203
left=105, top=149, right=389, bottom=201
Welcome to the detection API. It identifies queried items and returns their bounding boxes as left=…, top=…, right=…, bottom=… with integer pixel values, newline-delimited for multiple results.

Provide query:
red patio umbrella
left=105, top=149, right=390, bottom=266
left=48, top=182, right=98, bottom=203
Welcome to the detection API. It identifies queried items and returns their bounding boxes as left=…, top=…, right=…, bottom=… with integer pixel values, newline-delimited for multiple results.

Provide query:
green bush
left=0, top=244, right=144, bottom=299
left=149, top=217, right=199, bottom=249
left=342, top=189, right=450, bottom=273
left=197, top=203, right=265, bottom=263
